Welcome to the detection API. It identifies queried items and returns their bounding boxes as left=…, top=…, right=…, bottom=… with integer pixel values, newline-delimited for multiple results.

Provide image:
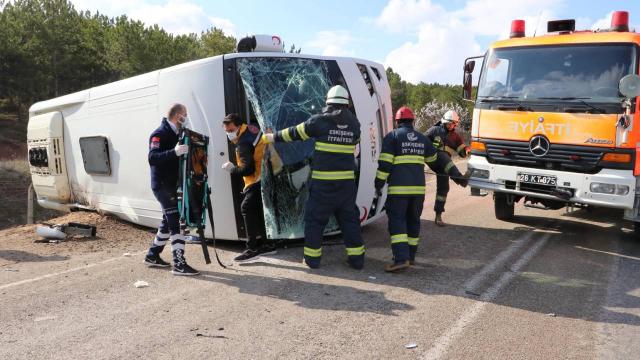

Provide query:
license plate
left=517, top=173, right=557, bottom=186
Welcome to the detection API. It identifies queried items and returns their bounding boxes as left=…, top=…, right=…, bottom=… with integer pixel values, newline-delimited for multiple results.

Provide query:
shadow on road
left=0, top=250, right=69, bottom=263
left=206, top=206, right=640, bottom=327
left=197, top=269, right=415, bottom=316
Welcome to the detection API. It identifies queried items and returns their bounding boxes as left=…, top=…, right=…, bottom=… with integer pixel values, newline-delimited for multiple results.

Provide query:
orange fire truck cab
left=463, top=11, right=640, bottom=232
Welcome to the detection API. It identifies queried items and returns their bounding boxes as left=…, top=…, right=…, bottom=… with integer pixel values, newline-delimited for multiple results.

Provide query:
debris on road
left=547, top=313, right=557, bottom=317
left=133, top=280, right=149, bottom=288
left=368, top=276, right=377, bottom=280
left=5, top=269, right=19, bottom=272
left=405, top=343, right=417, bottom=349
left=33, top=315, right=57, bottom=322
left=122, top=253, right=132, bottom=257
left=465, top=290, right=481, bottom=297
left=36, top=222, right=97, bottom=240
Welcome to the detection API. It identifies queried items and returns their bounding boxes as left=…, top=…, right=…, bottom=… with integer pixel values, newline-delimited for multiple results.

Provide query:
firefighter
left=425, top=110, right=470, bottom=227
left=221, top=113, right=276, bottom=262
left=262, top=85, right=364, bottom=270
left=375, top=106, right=465, bottom=272
left=144, top=104, right=199, bottom=276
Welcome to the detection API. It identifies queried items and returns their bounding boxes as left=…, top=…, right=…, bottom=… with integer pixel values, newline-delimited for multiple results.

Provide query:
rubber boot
left=435, top=212, right=446, bottom=227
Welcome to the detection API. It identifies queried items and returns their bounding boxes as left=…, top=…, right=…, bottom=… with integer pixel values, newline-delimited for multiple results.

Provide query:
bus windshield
left=478, top=44, right=637, bottom=103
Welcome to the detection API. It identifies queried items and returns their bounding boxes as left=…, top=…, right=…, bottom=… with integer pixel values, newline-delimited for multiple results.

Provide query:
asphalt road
left=1, top=174, right=640, bottom=359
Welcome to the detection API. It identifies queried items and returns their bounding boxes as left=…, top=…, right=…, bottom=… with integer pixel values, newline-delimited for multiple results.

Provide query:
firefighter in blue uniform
left=263, top=85, right=365, bottom=270
left=425, top=110, right=470, bottom=226
left=143, top=104, right=199, bottom=276
left=375, top=106, right=466, bottom=272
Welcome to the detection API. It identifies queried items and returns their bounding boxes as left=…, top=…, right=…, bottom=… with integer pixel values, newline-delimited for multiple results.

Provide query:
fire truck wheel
left=494, top=192, right=515, bottom=221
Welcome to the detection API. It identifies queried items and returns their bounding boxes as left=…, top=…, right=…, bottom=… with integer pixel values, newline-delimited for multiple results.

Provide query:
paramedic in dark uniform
left=143, top=103, right=199, bottom=276
left=263, top=85, right=365, bottom=270
left=375, top=106, right=465, bottom=272
left=221, top=113, right=276, bottom=262
left=425, top=110, right=470, bottom=226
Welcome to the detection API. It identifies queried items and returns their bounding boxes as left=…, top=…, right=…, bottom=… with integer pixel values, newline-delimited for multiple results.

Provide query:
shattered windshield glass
left=237, top=57, right=344, bottom=239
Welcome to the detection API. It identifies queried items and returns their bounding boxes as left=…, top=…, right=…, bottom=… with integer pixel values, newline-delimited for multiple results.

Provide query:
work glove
left=221, top=161, right=236, bottom=173
left=262, top=133, right=275, bottom=144
left=458, top=146, right=471, bottom=158
left=174, top=144, right=189, bottom=156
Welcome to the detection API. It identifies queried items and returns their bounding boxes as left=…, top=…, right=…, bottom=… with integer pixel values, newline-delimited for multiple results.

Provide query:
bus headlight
left=590, top=182, right=629, bottom=195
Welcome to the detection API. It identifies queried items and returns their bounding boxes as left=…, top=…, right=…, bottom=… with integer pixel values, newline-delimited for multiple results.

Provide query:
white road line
left=461, top=231, right=535, bottom=294
left=0, top=251, right=146, bottom=290
left=574, top=246, right=640, bottom=261
left=423, top=233, right=551, bottom=360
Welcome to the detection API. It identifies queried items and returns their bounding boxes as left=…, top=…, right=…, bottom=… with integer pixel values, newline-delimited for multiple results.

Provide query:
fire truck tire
left=494, top=192, right=514, bottom=221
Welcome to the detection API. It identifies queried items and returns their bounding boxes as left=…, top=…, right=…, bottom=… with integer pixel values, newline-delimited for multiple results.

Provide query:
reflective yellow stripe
left=425, top=153, right=438, bottom=163
left=376, top=170, right=389, bottom=180
left=281, top=128, right=293, bottom=142
left=444, top=162, right=455, bottom=174
left=408, top=237, right=419, bottom=246
left=436, top=195, right=447, bottom=202
left=315, top=142, right=356, bottom=154
left=388, top=186, right=425, bottom=195
left=379, top=153, right=395, bottom=163
left=296, top=123, right=309, bottom=140
left=346, top=246, right=365, bottom=256
left=394, top=155, right=425, bottom=164
left=304, top=247, right=322, bottom=257
left=391, top=234, right=408, bottom=244
left=311, top=170, right=355, bottom=180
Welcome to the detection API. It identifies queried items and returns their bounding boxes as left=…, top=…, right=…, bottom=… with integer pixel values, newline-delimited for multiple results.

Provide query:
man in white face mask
left=221, top=113, right=275, bottom=262
left=145, top=103, right=199, bottom=276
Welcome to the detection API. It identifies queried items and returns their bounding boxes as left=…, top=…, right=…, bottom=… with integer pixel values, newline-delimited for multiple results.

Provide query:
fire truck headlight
left=470, top=168, right=490, bottom=179
left=590, top=182, right=628, bottom=195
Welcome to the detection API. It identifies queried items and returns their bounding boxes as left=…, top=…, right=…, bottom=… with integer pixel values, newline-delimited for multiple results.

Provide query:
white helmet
left=326, top=85, right=350, bottom=105
left=441, top=110, right=460, bottom=124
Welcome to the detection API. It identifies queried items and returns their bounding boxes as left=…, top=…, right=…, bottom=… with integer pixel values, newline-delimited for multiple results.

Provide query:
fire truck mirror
left=464, top=60, right=475, bottom=73
left=619, top=74, right=640, bottom=99
left=463, top=72, right=473, bottom=100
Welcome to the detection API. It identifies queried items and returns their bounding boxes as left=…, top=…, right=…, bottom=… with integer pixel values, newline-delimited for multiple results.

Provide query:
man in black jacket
left=144, top=104, right=199, bottom=276
left=221, top=113, right=276, bottom=262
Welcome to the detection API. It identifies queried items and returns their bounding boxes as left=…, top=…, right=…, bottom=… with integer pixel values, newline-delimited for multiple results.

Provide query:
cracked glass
left=237, top=57, right=348, bottom=239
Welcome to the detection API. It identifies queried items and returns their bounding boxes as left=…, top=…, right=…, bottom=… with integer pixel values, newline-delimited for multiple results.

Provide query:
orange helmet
left=395, top=106, right=415, bottom=121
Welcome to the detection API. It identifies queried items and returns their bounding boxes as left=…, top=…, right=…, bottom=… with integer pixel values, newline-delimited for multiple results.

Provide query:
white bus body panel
left=29, top=54, right=392, bottom=240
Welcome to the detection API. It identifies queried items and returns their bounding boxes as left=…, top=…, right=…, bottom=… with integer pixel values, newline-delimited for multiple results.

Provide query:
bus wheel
left=494, top=192, right=515, bottom=221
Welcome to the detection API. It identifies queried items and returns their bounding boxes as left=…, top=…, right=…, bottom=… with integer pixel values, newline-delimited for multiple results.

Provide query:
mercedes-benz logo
left=529, top=135, right=550, bottom=157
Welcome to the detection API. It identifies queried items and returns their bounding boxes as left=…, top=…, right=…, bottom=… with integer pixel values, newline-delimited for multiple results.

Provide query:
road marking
left=0, top=251, right=146, bottom=290
left=461, top=231, right=535, bottom=294
left=574, top=246, right=640, bottom=261
left=423, top=232, right=551, bottom=360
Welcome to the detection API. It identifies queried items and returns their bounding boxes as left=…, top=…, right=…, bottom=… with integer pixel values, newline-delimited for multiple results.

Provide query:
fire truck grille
left=484, top=139, right=605, bottom=174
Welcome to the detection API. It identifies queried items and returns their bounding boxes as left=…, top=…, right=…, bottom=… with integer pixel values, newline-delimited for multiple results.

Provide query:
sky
left=70, top=0, right=640, bottom=85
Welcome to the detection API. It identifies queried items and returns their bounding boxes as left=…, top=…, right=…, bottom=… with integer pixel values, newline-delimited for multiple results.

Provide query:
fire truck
left=463, top=11, right=640, bottom=231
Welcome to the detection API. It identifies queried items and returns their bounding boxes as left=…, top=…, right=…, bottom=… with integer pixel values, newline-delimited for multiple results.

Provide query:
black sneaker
left=258, top=244, right=277, bottom=256
left=143, top=254, right=170, bottom=267
left=172, top=262, right=200, bottom=276
left=234, top=249, right=261, bottom=263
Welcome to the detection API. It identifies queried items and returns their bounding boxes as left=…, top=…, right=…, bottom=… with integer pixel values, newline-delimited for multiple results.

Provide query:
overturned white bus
left=27, top=35, right=393, bottom=241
